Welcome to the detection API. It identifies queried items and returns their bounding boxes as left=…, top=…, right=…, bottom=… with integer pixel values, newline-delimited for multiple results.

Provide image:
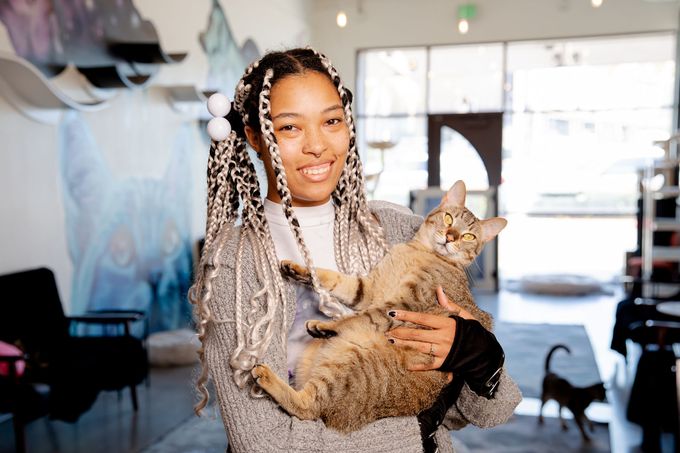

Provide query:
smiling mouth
left=300, top=162, right=332, bottom=176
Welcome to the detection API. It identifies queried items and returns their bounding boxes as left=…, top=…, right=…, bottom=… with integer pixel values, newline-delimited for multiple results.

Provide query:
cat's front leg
left=251, top=364, right=321, bottom=420
left=305, top=319, right=338, bottom=338
left=574, top=414, right=591, bottom=442
left=280, top=260, right=368, bottom=308
left=280, top=260, right=313, bottom=285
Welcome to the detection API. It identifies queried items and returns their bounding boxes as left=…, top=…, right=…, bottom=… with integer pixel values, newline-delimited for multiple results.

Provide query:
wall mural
left=0, top=0, right=185, bottom=88
left=1, top=1, right=262, bottom=332
left=201, top=0, right=259, bottom=95
left=58, top=111, right=193, bottom=332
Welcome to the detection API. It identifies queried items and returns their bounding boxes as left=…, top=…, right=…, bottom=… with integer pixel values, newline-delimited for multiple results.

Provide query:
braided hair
left=189, top=48, right=388, bottom=414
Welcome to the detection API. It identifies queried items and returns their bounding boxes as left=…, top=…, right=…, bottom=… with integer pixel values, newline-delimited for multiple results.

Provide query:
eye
left=279, top=125, right=297, bottom=132
left=326, top=118, right=343, bottom=126
left=462, top=233, right=476, bottom=241
left=443, top=213, right=453, bottom=226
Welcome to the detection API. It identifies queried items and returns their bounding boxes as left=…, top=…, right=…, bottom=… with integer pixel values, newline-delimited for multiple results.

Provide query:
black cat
left=538, top=344, right=607, bottom=442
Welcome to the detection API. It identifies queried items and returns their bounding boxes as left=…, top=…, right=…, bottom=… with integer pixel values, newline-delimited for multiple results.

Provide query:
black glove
left=417, top=315, right=505, bottom=452
left=439, top=315, right=505, bottom=399
left=417, top=378, right=464, bottom=453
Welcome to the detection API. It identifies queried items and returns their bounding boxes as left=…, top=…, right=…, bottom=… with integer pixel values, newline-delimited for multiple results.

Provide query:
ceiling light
left=591, top=0, right=603, bottom=7
left=336, top=11, right=348, bottom=28
left=457, top=4, right=476, bottom=34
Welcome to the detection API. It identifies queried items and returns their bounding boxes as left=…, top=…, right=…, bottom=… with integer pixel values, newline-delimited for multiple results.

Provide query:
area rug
left=494, top=321, right=602, bottom=398
left=453, top=414, right=610, bottom=453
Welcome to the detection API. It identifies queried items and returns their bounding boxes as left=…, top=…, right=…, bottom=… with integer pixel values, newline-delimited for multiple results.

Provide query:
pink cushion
left=0, top=341, right=25, bottom=377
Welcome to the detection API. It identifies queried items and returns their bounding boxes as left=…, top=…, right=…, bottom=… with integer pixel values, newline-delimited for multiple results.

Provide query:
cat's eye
left=462, top=233, right=476, bottom=241
left=443, top=213, right=453, bottom=226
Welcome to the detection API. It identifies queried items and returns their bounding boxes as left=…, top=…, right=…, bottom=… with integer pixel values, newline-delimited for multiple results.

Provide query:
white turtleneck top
left=263, top=198, right=336, bottom=384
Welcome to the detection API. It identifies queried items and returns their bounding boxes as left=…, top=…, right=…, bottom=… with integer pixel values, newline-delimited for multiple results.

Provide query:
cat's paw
left=305, top=320, right=337, bottom=339
left=251, top=364, right=274, bottom=388
left=280, top=260, right=312, bottom=284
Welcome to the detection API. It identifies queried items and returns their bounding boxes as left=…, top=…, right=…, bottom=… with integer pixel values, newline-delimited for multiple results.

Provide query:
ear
left=442, top=180, right=467, bottom=208
left=244, top=125, right=264, bottom=154
left=479, top=217, right=507, bottom=243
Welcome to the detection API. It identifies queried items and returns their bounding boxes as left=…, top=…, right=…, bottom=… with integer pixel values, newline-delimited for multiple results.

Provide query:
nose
left=303, top=127, right=326, bottom=157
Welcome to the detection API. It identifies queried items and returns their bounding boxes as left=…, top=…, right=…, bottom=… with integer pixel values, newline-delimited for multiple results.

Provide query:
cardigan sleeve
left=443, top=369, right=522, bottom=430
left=204, top=228, right=426, bottom=453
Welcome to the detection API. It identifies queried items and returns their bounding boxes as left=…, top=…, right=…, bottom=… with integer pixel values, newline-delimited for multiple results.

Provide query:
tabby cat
left=252, top=180, right=507, bottom=433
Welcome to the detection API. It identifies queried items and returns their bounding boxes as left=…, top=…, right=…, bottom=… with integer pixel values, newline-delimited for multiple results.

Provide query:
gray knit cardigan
left=205, top=200, right=522, bottom=453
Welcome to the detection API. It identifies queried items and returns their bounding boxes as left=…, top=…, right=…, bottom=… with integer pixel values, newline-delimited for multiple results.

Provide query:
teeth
left=302, top=165, right=330, bottom=175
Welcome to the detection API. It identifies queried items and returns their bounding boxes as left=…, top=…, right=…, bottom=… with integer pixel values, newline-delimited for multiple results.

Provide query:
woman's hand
left=386, top=286, right=476, bottom=371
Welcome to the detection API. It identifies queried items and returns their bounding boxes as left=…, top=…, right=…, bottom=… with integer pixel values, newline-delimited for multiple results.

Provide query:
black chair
left=626, top=319, right=680, bottom=452
left=0, top=267, right=149, bottom=451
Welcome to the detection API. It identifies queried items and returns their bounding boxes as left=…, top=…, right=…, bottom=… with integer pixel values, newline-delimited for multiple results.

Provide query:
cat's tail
left=544, top=344, right=571, bottom=373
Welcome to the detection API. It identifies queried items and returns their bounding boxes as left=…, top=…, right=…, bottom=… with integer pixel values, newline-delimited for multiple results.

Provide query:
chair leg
left=130, top=384, right=138, bottom=411
left=12, top=416, right=26, bottom=453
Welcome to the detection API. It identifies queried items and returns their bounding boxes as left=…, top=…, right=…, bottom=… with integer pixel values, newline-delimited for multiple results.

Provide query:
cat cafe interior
left=1, top=0, right=679, bottom=452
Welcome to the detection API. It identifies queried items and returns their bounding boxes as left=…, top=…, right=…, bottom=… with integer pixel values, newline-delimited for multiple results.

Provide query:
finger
left=386, top=337, right=447, bottom=361
left=386, top=337, right=432, bottom=354
left=388, top=309, right=451, bottom=329
left=388, top=326, right=440, bottom=342
left=436, top=286, right=457, bottom=312
left=436, top=286, right=476, bottom=320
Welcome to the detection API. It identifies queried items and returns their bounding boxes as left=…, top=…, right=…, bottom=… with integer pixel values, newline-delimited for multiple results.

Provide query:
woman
left=190, top=47, right=521, bottom=452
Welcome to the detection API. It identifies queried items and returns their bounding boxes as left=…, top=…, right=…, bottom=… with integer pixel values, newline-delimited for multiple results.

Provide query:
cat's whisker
left=464, top=266, right=477, bottom=287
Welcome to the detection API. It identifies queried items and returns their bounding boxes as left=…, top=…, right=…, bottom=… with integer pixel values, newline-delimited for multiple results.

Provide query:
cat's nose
left=446, top=233, right=455, bottom=242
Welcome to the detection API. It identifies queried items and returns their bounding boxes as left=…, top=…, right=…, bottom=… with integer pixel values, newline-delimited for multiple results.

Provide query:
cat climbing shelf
left=80, top=40, right=187, bottom=89
left=0, top=52, right=111, bottom=124
left=165, top=85, right=216, bottom=119
left=639, top=132, right=680, bottom=297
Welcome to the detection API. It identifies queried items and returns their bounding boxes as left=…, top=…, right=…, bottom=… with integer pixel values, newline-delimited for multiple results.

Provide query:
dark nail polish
left=388, top=310, right=396, bottom=317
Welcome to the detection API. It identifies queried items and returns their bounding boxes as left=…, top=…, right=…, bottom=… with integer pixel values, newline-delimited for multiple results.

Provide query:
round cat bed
left=148, top=328, right=200, bottom=367
left=518, top=274, right=603, bottom=296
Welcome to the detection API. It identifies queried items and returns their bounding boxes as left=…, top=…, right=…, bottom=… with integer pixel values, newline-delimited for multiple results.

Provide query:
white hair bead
left=207, top=93, right=231, bottom=118
left=207, top=117, right=231, bottom=142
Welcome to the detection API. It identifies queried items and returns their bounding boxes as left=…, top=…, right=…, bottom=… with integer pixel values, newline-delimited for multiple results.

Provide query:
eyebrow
left=272, top=105, right=343, bottom=121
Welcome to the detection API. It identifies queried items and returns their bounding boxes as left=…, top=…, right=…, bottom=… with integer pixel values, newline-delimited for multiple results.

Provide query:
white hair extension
left=313, top=49, right=389, bottom=274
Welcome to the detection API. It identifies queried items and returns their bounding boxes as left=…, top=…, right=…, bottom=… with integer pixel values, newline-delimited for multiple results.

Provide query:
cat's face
left=416, top=180, right=507, bottom=266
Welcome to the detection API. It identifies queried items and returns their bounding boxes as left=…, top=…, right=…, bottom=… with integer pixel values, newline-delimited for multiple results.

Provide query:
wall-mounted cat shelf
left=0, top=52, right=112, bottom=124
left=165, top=85, right=216, bottom=120
left=78, top=41, right=187, bottom=89
left=78, top=66, right=154, bottom=89
left=108, top=41, right=187, bottom=65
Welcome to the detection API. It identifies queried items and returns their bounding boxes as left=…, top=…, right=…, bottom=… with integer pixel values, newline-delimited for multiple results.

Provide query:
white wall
left=0, top=0, right=310, bottom=311
left=308, top=0, right=680, bottom=91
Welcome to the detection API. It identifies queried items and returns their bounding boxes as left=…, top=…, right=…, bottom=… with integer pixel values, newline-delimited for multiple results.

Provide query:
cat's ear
left=442, top=180, right=467, bottom=208
left=479, top=217, right=507, bottom=243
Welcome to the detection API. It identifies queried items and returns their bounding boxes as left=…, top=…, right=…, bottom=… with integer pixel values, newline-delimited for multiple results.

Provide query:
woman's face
left=248, top=71, right=350, bottom=207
